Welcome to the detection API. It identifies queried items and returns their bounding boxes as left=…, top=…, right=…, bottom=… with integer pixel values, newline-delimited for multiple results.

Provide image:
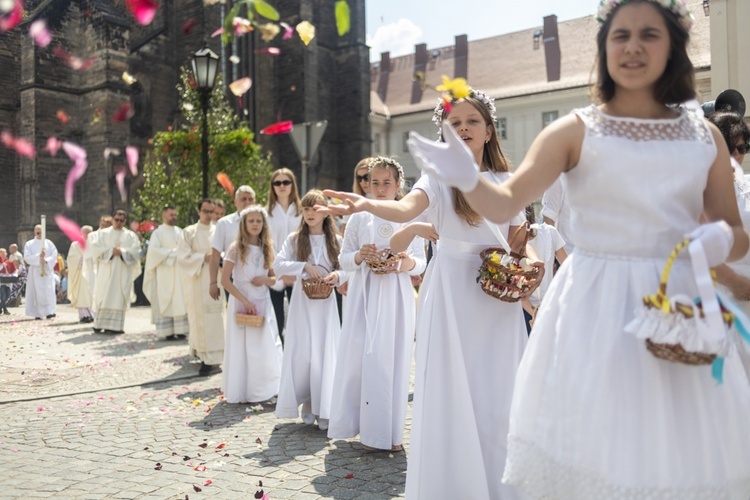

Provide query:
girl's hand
left=519, top=261, right=545, bottom=298
left=241, top=300, right=257, bottom=316
left=281, top=275, right=296, bottom=287
left=323, top=271, right=339, bottom=286
left=251, top=276, right=270, bottom=287
left=318, top=190, right=370, bottom=216
left=355, top=243, right=378, bottom=264
left=396, top=252, right=414, bottom=273
left=412, top=223, right=439, bottom=244
left=304, top=263, right=324, bottom=279
left=407, top=124, right=480, bottom=192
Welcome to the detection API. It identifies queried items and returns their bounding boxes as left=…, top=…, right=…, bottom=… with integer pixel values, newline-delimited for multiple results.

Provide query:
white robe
left=144, top=224, right=187, bottom=336
left=327, top=212, right=426, bottom=449
left=91, top=228, right=142, bottom=329
left=67, top=241, right=93, bottom=309
left=221, top=243, right=283, bottom=403
left=177, top=222, right=225, bottom=365
left=273, top=233, right=346, bottom=421
left=23, top=238, right=57, bottom=318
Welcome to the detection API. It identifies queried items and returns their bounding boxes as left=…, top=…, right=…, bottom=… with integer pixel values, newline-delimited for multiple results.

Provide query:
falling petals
left=296, top=21, right=315, bottom=46
left=122, top=71, right=137, bottom=85
left=260, top=120, right=293, bottom=135
left=335, top=1, right=350, bottom=36
left=115, top=169, right=127, bottom=202
left=0, top=0, right=22, bottom=33
left=228, top=77, right=252, bottom=97
left=210, top=27, right=223, bottom=38
left=181, top=18, right=197, bottom=35
left=56, top=109, right=69, bottom=124
left=1, top=131, right=36, bottom=158
left=257, top=22, right=280, bottom=42
left=436, top=75, right=471, bottom=100
left=254, top=47, right=280, bottom=56
left=233, top=17, right=252, bottom=36
left=113, top=102, right=134, bottom=122
left=216, top=172, right=234, bottom=197
left=29, top=19, right=51, bottom=47
left=138, top=221, right=156, bottom=233
left=125, top=0, right=158, bottom=26
left=55, top=215, right=86, bottom=250
left=103, top=147, right=121, bottom=160
left=53, top=46, right=96, bottom=71
left=229, top=55, right=240, bottom=64
left=44, top=137, right=62, bottom=156
left=126, top=146, right=139, bottom=176
left=63, top=141, right=88, bottom=207
left=280, top=22, right=293, bottom=40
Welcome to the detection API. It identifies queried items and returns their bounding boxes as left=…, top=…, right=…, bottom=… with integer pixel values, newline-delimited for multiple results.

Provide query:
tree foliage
left=132, top=67, right=274, bottom=227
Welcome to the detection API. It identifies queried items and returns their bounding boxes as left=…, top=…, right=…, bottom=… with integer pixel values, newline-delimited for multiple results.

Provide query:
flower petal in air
left=103, top=147, right=121, bottom=160
left=436, top=75, right=470, bottom=100
left=113, top=102, right=134, bottom=122
left=44, top=137, right=62, bottom=156
left=254, top=47, right=280, bottom=56
left=216, top=172, right=234, bottom=197
left=210, top=27, right=223, bottom=38
left=295, top=21, right=315, bottom=46
left=56, top=109, right=69, bottom=124
left=115, top=169, right=127, bottom=202
left=181, top=18, right=197, bottom=35
left=1, top=131, right=36, bottom=158
left=335, top=1, right=350, bottom=36
left=280, top=22, right=293, bottom=40
left=257, top=22, right=280, bottom=42
left=125, top=0, right=158, bottom=26
left=229, top=77, right=252, bottom=97
left=0, top=0, right=22, bottom=33
left=53, top=46, right=96, bottom=71
left=63, top=141, right=88, bottom=207
left=260, top=120, right=293, bottom=135
left=29, top=19, right=52, bottom=47
left=55, top=215, right=86, bottom=250
left=139, top=221, right=157, bottom=233
left=126, top=146, right=139, bottom=176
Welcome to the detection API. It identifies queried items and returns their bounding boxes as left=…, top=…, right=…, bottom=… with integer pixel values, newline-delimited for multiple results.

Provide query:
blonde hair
left=294, top=190, right=341, bottom=270
left=267, top=168, right=301, bottom=217
left=352, top=157, right=373, bottom=196
left=237, top=206, right=274, bottom=269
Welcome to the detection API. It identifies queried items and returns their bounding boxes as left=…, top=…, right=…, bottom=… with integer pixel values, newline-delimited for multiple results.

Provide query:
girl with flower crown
left=322, top=98, right=538, bottom=494
left=221, top=205, right=283, bottom=404
left=273, top=190, right=347, bottom=430
left=406, top=0, right=750, bottom=498
left=326, top=157, right=427, bottom=452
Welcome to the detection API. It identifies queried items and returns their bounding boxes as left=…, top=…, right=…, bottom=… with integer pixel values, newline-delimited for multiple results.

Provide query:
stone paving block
left=325, top=487, right=361, bottom=499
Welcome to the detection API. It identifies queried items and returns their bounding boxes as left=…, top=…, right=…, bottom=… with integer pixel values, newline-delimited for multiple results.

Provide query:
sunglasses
left=356, top=174, right=369, bottom=183
left=272, top=180, right=292, bottom=187
left=732, top=143, right=750, bottom=155
left=114, top=218, right=126, bottom=223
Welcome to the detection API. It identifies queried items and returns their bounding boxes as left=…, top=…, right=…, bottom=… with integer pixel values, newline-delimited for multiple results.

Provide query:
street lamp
left=191, top=44, right=220, bottom=198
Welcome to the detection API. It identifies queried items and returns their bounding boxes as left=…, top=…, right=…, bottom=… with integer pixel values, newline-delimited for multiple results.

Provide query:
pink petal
left=103, top=147, right=120, bottom=160
left=55, top=215, right=86, bottom=250
left=63, top=142, right=88, bottom=207
left=181, top=18, right=197, bottom=35
left=53, top=46, right=96, bottom=71
left=126, top=0, right=158, bottom=26
left=228, top=77, right=252, bottom=97
left=115, top=169, right=127, bottom=202
left=255, top=47, right=280, bottom=56
left=0, top=0, right=22, bottom=33
left=280, top=22, right=293, bottom=40
left=0, top=130, right=12, bottom=148
left=1, top=131, right=36, bottom=158
left=113, top=102, right=133, bottom=122
left=62, top=141, right=87, bottom=163
left=260, top=120, right=293, bottom=135
left=126, top=146, right=139, bottom=176
left=44, top=137, right=62, bottom=156
left=29, top=19, right=51, bottom=47
left=210, top=27, right=223, bottom=38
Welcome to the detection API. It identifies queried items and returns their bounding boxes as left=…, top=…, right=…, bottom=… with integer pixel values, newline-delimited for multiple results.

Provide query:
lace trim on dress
left=577, top=105, right=713, bottom=144
left=503, top=436, right=750, bottom=500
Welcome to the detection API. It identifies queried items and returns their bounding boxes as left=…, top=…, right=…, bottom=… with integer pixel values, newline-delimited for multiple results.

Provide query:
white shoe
left=317, top=418, right=329, bottom=431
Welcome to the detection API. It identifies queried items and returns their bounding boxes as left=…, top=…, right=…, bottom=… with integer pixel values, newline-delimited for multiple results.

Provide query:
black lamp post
left=191, top=45, right=220, bottom=199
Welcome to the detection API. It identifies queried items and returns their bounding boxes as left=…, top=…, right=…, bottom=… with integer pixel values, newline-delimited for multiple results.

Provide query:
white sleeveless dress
left=503, top=105, right=750, bottom=499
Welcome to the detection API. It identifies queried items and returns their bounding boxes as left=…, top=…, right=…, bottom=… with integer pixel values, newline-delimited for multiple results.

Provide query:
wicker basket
left=477, top=222, right=539, bottom=303
left=365, top=249, right=402, bottom=275
left=639, top=239, right=733, bottom=366
left=301, top=265, right=334, bottom=299
left=235, top=313, right=264, bottom=328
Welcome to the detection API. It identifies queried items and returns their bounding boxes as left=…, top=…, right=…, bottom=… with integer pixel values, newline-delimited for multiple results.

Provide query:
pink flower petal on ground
left=115, top=169, right=127, bottom=202
left=260, top=120, right=293, bottom=135
left=125, top=0, right=158, bottom=26
left=29, top=19, right=51, bottom=47
left=0, top=0, right=22, bottom=33
left=44, top=137, right=62, bottom=156
left=55, top=215, right=86, bottom=250
left=126, top=146, right=139, bottom=176
left=254, top=47, right=280, bottom=56
left=228, top=77, right=252, bottom=97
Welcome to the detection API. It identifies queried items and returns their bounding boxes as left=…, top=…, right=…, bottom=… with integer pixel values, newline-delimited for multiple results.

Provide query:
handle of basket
left=656, top=239, right=690, bottom=310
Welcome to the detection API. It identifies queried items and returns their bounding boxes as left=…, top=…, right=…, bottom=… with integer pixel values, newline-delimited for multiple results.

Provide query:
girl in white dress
left=327, top=157, right=427, bottom=452
left=221, top=206, right=283, bottom=404
left=322, top=99, right=538, bottom=497
left=274, top=190, right=346, bottom=429
left=406, top=1, right=750, bottom=498
left=266, top=168, right=302, bottom=340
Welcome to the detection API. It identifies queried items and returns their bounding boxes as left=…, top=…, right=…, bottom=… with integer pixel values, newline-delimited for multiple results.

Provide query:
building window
left=403, top=132, right=410, bottom=152
left=496, top=118, right=507, bottom=140
left=373, top=133, right=381, bottom=155
left=542, top=111, right=558, bottom=128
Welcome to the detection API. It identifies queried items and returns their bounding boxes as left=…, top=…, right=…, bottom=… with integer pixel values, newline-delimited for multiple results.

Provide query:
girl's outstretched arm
left=318, top=189, right=429, bottom=224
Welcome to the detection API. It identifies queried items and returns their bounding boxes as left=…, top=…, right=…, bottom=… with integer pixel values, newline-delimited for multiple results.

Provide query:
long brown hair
left=267, top=168, right=301, bottom=216
left=237, top=206, right=275, bottom=270
left=593, top=0, right=695, bottom=104
left=294, top=190, right=341, bottom=270
left=446, top=96, right=510, bottom=226
left=352, top=157, right=373, bottom=196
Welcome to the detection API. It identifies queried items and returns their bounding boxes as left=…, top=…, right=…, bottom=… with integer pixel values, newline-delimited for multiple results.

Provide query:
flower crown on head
left=367, top=156, right=406, bottom=189
left=432, top=88, right=497, bottom=139
left=596, top=0, right=694, bottom=31
left=239, top=204, right=269, bottom=220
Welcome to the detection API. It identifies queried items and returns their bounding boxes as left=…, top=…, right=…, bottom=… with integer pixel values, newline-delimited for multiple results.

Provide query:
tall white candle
left=40, top=214, right=46, bottom=242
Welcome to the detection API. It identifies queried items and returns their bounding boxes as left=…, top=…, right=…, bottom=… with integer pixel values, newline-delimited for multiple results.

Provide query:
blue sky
left=366, top=0, right=596, bottom=61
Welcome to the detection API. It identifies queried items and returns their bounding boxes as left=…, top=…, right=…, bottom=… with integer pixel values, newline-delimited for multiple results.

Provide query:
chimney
left=543, top=15, right=561, bottom=82
left=377, top=52, right=391, bottom=101
left=454, top=35, right=468, bottom=79
left=410, top=43, right=428, bottom=104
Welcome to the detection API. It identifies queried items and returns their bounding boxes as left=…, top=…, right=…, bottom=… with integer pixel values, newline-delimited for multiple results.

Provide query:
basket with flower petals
left=477, top=223, right=539, bottom=302
left=301, top=266, right=334, bottom=300
left=366, top=249, right=402, bottom=275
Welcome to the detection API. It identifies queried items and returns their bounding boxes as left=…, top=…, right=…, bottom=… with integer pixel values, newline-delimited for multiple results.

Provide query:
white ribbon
left=687, top=240, right=726, bottom=345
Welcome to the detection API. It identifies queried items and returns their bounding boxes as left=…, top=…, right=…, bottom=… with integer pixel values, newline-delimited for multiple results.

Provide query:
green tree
left=132, top=67, right=274, bottom=227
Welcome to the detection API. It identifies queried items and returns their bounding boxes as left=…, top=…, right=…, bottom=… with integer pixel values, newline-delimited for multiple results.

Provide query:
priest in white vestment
left=23, top=225, right=58, bottom=319
left=67, top=226, right=95, bottom=323
left=178, top=199, right=225, bottom=376
left=91, top=211, right=141, bottom=334
left=144, top=206, right=188, bottom=340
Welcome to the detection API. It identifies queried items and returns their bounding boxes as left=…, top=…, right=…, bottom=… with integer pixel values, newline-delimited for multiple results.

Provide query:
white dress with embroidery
left=221, top=243, right=283, bottom=404
left=503, top=105, right=750, bottom=499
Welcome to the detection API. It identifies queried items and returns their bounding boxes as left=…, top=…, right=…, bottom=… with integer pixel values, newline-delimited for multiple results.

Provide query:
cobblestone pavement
left=0, top=305, right=409, bottom=499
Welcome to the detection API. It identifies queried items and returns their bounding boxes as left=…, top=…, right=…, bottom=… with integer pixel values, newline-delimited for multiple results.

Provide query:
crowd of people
left=5, top=1, right=750, bottom=498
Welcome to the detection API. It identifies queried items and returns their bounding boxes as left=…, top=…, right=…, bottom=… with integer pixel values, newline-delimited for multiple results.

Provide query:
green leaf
left=335, top=1, right=350, bottom=36
left=253, top=0, right=280, bottom=21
